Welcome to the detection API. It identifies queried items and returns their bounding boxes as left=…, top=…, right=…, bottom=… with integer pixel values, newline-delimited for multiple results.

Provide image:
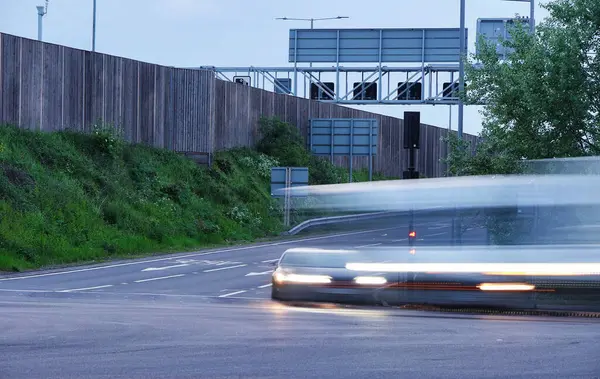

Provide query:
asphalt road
left=1, top=215, right=599, bottom=379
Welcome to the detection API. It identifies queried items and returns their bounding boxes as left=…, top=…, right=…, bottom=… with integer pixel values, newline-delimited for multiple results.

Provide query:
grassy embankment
left=0, top=117, right=389, bottom=272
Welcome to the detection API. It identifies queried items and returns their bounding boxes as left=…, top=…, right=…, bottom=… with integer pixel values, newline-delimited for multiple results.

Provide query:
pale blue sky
left=1, top=0, right=550, bottom=135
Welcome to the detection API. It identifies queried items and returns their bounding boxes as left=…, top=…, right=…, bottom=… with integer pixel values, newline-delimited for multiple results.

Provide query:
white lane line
left=59, top=284, right=113, bottom=293
left=392, top=238, right=408, bottom=242
left=0, top=227, right=402, bottom=282
left=0, top=289, right=55, bottom=293
left=218, top=290, right=247, bottom=298
left=245, top=270, right=272, bottom=277
left=428, top=225, right=449, bottom=230
left=215, top=261, right=241, bottom=266
left=427, top=232, right=448, bottom=237
left=354, top=243, right=382, bottom=248
left=203, top=264, right=247, bottom=273
left=141, top=263, right=190, bottom=272
left=134, top=274, right=185, bottom=283
left=258, top=283, right=272, bottom=288
left=261, top=259, right=279, bottom=263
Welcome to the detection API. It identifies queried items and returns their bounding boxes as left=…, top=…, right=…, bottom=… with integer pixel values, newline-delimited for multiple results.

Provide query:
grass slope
left=0, top=125, right=285, bottom=272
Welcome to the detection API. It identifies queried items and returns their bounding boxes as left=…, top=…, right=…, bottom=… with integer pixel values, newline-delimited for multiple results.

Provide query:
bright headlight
left=354, top=276, right=387, bottom=285
left=273, top=271, right=332, bottom=284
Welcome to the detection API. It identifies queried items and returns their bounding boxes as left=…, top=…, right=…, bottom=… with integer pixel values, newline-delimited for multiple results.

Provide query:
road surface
left=1, top=216, right=599, bottom=379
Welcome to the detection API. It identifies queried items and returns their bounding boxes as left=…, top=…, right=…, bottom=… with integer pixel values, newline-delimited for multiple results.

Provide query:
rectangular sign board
left=270, top=167, right=309, bottom=197
left=274, top=78, right=292, bottom=94
left=476, top=18, right=530, bottom=60
left=289, top=28, right=467, bottom=64
left=309, top=119, right=378, bottom=157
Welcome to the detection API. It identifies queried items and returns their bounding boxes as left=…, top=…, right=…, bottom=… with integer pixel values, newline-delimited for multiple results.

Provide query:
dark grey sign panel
left=309, top=119, right=378, bottom=157
left=289, top=28, right=467, bottom=63
left=274, top=78, right=292, bottom=94
left=270, top=167, right=309, bottom=197
left=476, top=18, right=530, bottom=60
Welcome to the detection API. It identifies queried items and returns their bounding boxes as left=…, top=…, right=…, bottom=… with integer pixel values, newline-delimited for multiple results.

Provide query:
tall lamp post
left=92, top=0, right=97, bottom=51
left=36, top=1, right=49, bottom=41
left=275, top=16, right=349, bottom=67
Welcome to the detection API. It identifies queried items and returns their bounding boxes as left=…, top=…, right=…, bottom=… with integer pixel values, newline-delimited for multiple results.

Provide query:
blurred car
left=271, top=245, right=600, bottom=312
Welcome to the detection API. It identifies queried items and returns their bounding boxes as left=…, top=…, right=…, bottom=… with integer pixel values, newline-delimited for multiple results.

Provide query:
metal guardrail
left=284, top=211, right=400, bottom=235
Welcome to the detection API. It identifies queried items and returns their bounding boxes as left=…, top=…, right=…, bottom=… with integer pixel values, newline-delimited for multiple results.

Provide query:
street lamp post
left=275, top=16, right=349, bottom=29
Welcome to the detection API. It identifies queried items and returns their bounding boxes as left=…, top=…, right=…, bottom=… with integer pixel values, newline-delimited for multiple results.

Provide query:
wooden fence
left=0, top=32, right=479, bottom=178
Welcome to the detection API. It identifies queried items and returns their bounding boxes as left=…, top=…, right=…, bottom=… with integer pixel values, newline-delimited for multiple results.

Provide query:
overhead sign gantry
left=206, top=27, right=468, bottom=105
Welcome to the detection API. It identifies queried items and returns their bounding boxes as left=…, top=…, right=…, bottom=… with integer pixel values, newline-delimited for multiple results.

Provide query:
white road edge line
left=258, top=283, right=272, bottom=288
left=0, top=227, right=401, bottom=282
left=141, top=263, right=190, bottom=272
left=134, top=274, right=185, bottom=283
left=354, top=243, right=382, bottom=248
left=59, top=284, right=113, bottom=293
left=426, top=232, right=448, bottom=237
left=203, top=264, right=247, bottom=273
left=219, top=290, right=247, bottom=298
left=261, top=259, right=279, bottom=263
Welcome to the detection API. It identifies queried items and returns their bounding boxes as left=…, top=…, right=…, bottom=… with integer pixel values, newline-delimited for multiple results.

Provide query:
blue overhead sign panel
left=288, top=28, right=467, bottom=64
left=476, top=18, right=530, bottom=60
left=309, top=119, right=378, bottom=157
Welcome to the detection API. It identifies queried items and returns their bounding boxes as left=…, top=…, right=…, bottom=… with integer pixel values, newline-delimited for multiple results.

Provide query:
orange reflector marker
left=408, top=231, right=416, bottom=238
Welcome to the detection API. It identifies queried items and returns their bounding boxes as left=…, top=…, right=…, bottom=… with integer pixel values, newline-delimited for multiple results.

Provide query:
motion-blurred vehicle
left=271, top=245, right=600, bottom=311
left=272, top=169, right=600, bottom=311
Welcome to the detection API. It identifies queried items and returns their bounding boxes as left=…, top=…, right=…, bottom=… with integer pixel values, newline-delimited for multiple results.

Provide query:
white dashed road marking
left=203, top=264, right=247, bottom=273
left=134, top=274, right=185, bottom=283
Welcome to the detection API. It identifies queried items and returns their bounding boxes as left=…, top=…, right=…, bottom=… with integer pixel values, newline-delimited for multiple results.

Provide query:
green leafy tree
left=447, top=0, right=600, bottom=175
left=444, top=0, right=600, bottom=243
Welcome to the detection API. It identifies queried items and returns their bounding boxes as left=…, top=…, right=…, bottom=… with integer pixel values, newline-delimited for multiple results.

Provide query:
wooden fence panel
left=41, top=43, right=62, bottom=132
left=20, top=38, right=43, bottom=130
left=62, top=46, right=85, bottom=131
left=0, top=34, right=21, bottom=126
left=121, top=58, right=139, bottom=143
